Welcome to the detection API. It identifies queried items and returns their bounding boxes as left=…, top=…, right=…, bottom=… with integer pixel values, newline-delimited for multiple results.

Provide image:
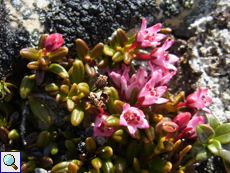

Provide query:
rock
left=34, top=168, right=48, bottom=173
left=180, top=0, right=230, bottom=123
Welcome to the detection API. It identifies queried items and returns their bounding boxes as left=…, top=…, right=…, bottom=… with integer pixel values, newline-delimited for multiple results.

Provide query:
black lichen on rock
left=0, top=0, right=30, bottom=79
left=40, top=0, right=159, bottom=58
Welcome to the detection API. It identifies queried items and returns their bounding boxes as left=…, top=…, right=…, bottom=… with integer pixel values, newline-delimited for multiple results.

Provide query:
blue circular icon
left=3, top=154, right=15, bottom=166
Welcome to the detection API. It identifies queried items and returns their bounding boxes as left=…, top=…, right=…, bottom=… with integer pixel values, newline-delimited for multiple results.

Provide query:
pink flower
left=107, top=64, right=148, bottom=100
left=44, top=33, right=63, bottom=52
left=149, top=39, right=179, bottom=71
left=137, top=75, right=168, bottom=107
left=166, top=111, right=206, bottom=142
left=184, top=111, right=206, bottom=138
left=149, top=62, right=176, bottom=87
left=135, top=39, right=179, bottom=71
left=94, top=113, right=115, bottom=137
left=177, top=87, right=212, bottom=113
left=129, top=18, right=166, bottom=49
left=119, top=103, right=149, bottom=134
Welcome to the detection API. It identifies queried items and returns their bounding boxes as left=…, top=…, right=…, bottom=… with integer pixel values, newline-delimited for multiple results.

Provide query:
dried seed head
left=95, top=75, right=108, bottom=89
left=89, top=91, right=109, bottom=109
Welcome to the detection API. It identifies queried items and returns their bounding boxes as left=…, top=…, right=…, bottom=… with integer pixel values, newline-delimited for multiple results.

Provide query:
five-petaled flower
left=44, top=33, right=64, bottom=52
left=94, top=112, right=115, bottom=137
left=129, top=18, right=166, bottom=49
left=119, top=103, right=149, bottom=134
left=137, top=69, right=168, bottom=107
left=176, top=87, right=212, bottom=113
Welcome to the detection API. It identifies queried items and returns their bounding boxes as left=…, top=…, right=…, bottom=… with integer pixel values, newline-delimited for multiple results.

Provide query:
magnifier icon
left=3, top=154, right=18, bottom=170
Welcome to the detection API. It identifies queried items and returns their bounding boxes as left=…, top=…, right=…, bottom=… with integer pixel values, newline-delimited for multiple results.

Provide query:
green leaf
left=90, top=43, right=104, bottom=60
left=213, top=123, right=230, bottom=144
left=75, top=39, right=89, bottom=59
left=196, top=124, right=215, bottom=144
left=214, top=134, right=230, bottom=144
left=113, top=156, right=126, bottom=173
left=103, top=45, right=115, bottom=56
left=220, top=150, right=230, bottom=163
left=112, top=129, right=128, bottom=145
left=101, top=158, right=114, bottom=173
left=104, top=115, right=120, bottom=127
left=97, top=146, right=113, bottom=159
left=205, top=114, right=220, bottom=130
left=112, top=51, right=123, bottom=62
left=191, top=142, right=212, bottom=162
left=128, top=34, right=136, bottom=44
left=148, top=156, right=172, bottom=173
left=215, top=123, right=230, bottom=137
left=207, top=140, right=221, bottom=155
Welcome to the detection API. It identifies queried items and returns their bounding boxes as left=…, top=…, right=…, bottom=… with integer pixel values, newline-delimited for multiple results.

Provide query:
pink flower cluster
left=93, top=18, right=212, bottom=137
left=131, top=18, right=179, bottom=72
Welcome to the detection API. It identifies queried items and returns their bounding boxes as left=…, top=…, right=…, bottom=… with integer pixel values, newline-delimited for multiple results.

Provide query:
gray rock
left=185, top=0, right=230, bottom=123
left=34, top=168, right=48, bottom=173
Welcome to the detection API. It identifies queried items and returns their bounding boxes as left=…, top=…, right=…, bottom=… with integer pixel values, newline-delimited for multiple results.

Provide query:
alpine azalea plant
left=13, top=17, right=228, bottom=173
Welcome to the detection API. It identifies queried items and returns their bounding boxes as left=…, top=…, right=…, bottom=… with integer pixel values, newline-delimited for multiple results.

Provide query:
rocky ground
left=1, top=0, right=230, bottom=172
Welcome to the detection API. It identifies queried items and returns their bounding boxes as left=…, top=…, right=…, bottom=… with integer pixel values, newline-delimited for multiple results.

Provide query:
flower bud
left=44, top=33, right=63, bottom=52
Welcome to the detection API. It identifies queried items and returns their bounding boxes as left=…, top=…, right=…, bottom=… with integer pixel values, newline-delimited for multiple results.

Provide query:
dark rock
left=0, top=0, right=30, bottom=79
